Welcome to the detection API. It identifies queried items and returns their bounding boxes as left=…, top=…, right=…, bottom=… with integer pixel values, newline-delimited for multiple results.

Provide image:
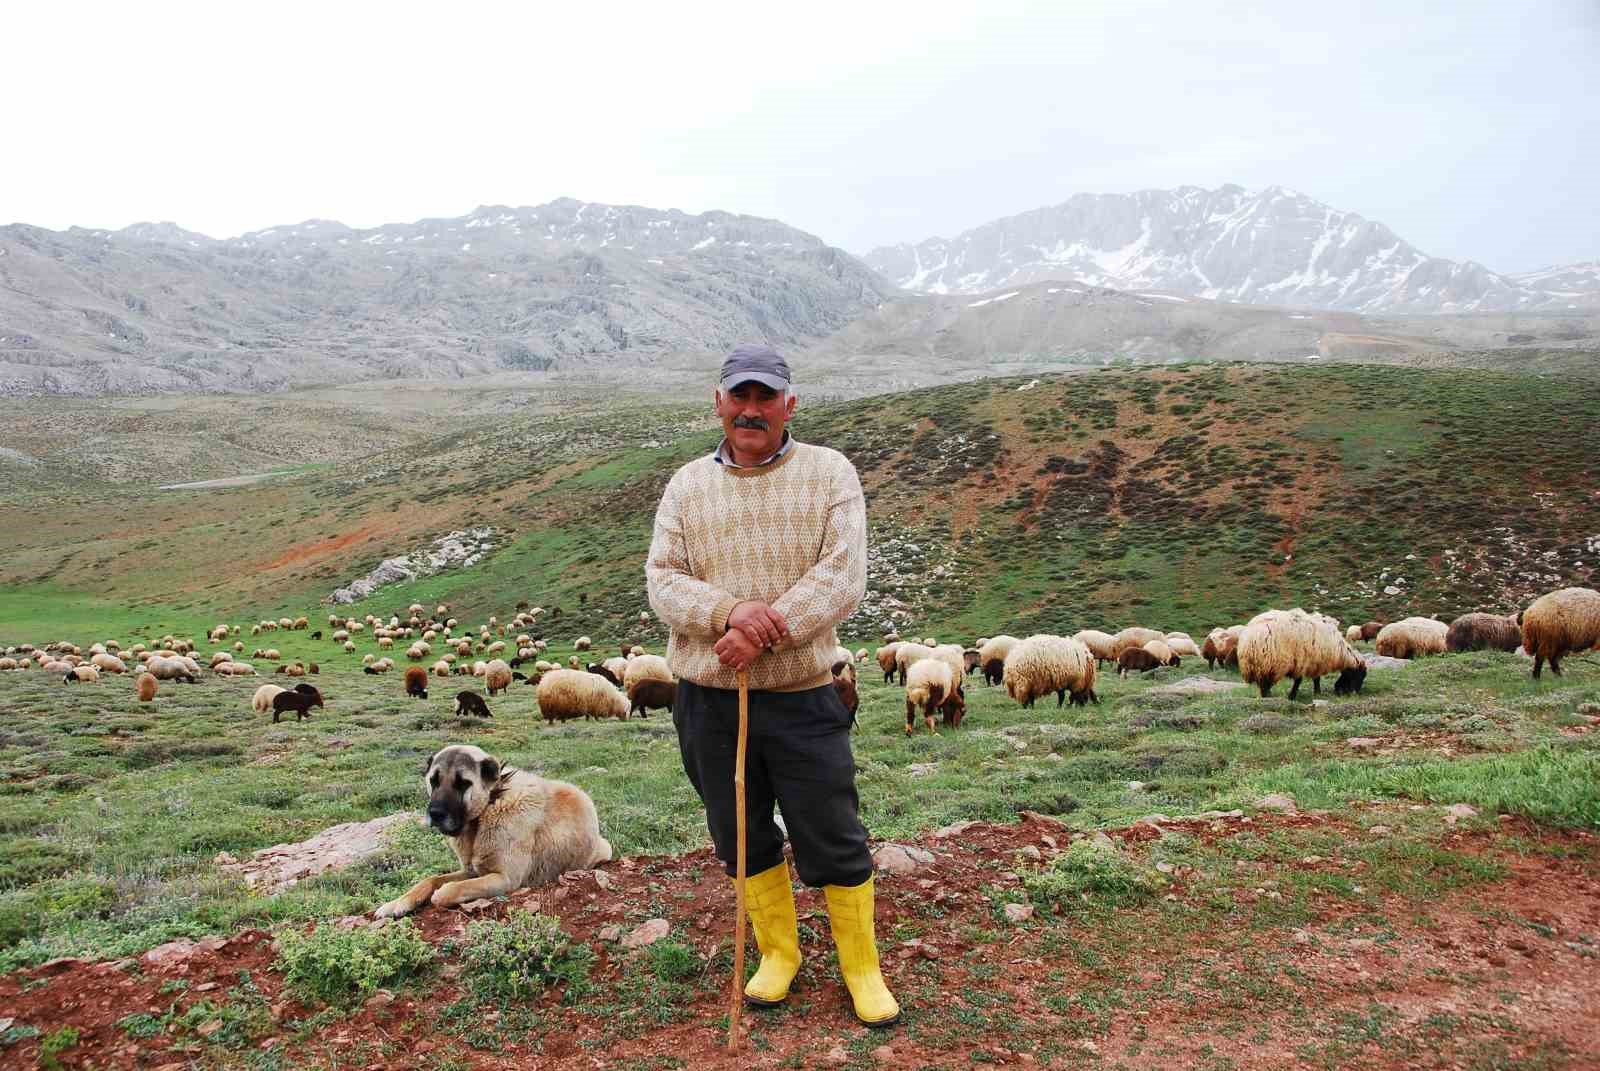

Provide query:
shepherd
left=645, top=344, right=899, bottom=1028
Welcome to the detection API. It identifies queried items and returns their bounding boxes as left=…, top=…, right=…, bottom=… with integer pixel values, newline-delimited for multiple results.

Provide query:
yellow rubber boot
left=739, top=861, right=802, bottom=1006
left=823, top=876, right=901, bottom=1027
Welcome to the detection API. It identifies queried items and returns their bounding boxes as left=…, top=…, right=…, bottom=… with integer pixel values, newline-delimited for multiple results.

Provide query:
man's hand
left=727, top=601, right=790, bottom=650
left=714, top=627, right=763, bottom=670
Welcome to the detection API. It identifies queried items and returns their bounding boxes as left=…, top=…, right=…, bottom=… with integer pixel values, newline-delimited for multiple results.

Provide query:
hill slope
left=0, top=200, right=887, bottom=397
left=2, top=363, right=1596, bottom=645
left=864, top=184, right=1598, bottom=313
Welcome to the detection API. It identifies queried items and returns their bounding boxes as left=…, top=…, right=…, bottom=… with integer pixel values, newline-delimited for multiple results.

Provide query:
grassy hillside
left=2, top=362, right=1598, bottom=647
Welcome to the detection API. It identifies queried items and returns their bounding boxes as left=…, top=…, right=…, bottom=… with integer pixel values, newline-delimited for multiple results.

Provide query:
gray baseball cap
left=719, top=343, right=791, bottom=392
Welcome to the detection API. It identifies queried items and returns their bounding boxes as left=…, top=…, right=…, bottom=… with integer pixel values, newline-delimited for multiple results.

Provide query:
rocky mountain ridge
left=863, top=185, right=1599, bottom=314
left=0, top=200, right=887, bottom=397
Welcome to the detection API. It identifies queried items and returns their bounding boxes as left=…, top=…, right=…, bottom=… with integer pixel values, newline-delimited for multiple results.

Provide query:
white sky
left=4, top=0, right=1595, bottom=273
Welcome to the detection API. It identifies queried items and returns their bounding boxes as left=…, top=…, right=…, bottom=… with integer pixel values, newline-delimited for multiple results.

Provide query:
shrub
left=1022, top=838, right=1164, bottom=912
left=274, top=920, right=433, bottom=1007
left=646, top=939, right=701, bottom=983
left=456, top=910, right=595, bottom=1003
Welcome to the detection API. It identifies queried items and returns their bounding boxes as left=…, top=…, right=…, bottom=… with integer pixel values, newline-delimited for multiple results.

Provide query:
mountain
left=864, top=185, right=1598, bottom=314
left=0, top=200, right=888, bottom=397
left=1509, top=261, right=1600, bottom=304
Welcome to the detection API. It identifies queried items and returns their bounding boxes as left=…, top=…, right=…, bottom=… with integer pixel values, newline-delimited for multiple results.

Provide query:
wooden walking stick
left=727, top=665, right=750, bottom=1053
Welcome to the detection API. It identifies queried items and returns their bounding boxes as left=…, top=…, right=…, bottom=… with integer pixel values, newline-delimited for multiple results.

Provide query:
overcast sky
left=6, top=0, right=1595, bottom=273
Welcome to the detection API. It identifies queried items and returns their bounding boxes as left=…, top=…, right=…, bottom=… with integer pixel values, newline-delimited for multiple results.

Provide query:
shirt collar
left=713, top=429, right=794, bottom=469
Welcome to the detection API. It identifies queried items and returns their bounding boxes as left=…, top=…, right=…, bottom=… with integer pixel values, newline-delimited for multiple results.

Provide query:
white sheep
left=1003, top=634, right=1098, bottom=708
left=1238, top=609, right=1365, bottom=699
left=1374, top=617, right=1448, bottom=660
left=537, top=669, right=630, bottom=722
left=904, top=658, right=963, bottom=735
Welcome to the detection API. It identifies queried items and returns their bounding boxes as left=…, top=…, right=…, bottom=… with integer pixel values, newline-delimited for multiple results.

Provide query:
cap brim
left=720, top=372, right=790, bottom=392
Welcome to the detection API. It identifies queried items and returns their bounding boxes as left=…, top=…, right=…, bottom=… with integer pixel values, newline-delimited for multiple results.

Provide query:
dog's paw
left=374, top=898, right=413, bottom=919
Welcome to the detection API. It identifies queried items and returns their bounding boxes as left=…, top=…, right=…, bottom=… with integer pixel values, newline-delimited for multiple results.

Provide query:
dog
left=374, top=744, right=612, bottom=918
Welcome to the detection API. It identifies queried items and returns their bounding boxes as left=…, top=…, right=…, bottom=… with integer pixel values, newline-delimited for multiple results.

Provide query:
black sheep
left=271, top=689, right=323, bottom=723
left=453, top=691, right=493, bottom=719
left=629, top=678, right=676, bottom=718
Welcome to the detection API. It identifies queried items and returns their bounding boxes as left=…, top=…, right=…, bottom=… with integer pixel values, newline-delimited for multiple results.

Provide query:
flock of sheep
left=4, top=586, right=1596, bottom=738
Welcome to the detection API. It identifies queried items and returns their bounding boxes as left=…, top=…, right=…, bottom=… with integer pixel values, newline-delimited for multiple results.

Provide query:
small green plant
left=456, top=910, right=595, bottom=1003
left=38, top=1026, right=80, bottom=1071
left=646, top=939, right=701, bottom=983
left=274, top=920, right=434, bottom=1007
left=1022, top=838, right=1165, bottom=912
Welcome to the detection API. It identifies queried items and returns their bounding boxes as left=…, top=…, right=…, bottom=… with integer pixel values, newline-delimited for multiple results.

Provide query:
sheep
left=344, top=641, right=358, bottom=654
left=623, top=654, right=673, bottom=695
left=629, top=678, right=676, bottom=718
left=293, top=617, right=308, bottom=630
left=1360, top=621, right=1385, bottom=641
left=215, top=661, right=256, bottom=676
left=146, top=656, right=197, bottom=683
left=1164, top=633, right=1202, bottom=659
left=1111, top=627, right=1165, bottom=659
left=271, top=689, right=322, bottom=723
left=974, top=635, right=1019, bottom=686
left=284, top=663, right=306, bottom=678
left=536, top=669, right=630, bottom=722
left=893, top=643, right=935, bottom=686
left=1345, top=624, right=1364, bottom=644
left=963, top=648, right=982, bottom=676
left=855, top=647, right=868, bottom=663
left=1117, top=647, right=1163, bottom=677
left=1141, top=639, right=1180, bottom=668
left=928, top=644, right=967, bottom=687
left=605, top=654, right=633, bottom=679
left=831, top=661, right=859, bottom=725
left=210, top=651, right=233, bottom=668
left=486, top=640, right=506, bottom=655
left=904, top=658, right=964, bottom=736
left=587, top=661, right=622, bottom=686
left=65, top=664, right=100, bottom=684
left=86, top=652, right=126, bottom=673
left=252, top=684, right=286, bottom=712
left=1201, top=626, right=1244, bottom=670
left=1003, top=635, right=1098, bottom=708
left=629, top=645, right=645, bottom=658
left=882, top=631, right=901, bottom=644
left=431, top=660, right=452, bottom=678
left=136, top=673, right=158, bottom=702
left=1446, top=612, right=1522, bottom=653
left=874, top=643, right=902, bottom=684
left=1519, top=587, right=1600, bottom=678
left=484, top=658, right=514, bottom=696
left=453, top=691, right=493, bottom=719
left=0, top=657, right=16, bottom=672
left=574, top=636, right=592, bottom=651
left=1375, top=617, right=1449, bottom=660
left=1071, top=629, right=1117, bottom=666
left=404, top=666, right=429, bottom=699
left=1237, top=609, right=1366, bottom=699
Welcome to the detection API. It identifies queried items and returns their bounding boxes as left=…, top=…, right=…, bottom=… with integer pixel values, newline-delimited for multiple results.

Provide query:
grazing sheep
left=928, top=644, right=968, bottom=687
left=1446, top=612, right=1522, bottom=653
left=1238, top=609, right=1366, bottom=699
left=605, top=655, right=632, bottom=679
left=344, top=642, right=357, bottom=654
left=874, top=643, right=901, bottom=684
left=484, top=659, right=514, bottom=696
left=622, top=654, right=673, bottom=694
left=537, top=669, right=631, bottom=722
left=453, top=691, right=493, bottom=719
left=976, top=635, right=1020, bottom=686
left=252, top=684, right=286, bottom=712
left=1201, top=626, right=1245, bottom=670
left=1164, top=633, right=1202, bottom=659
left=234, top=641, right=245, bottom=652
left=431, top=660, right=452, bottom=678
left=404, top=665, right=429, bottom=699
left=587, top=661, right=622, bottom=686
left=146, top=656, right=197, bottom=683
left=574, top=636, right=592, bottom=651
left=1071, top=629, right=1117, bottom=666
left=1111, top=627, right=1166, bottom=659
left=284, top=663, right=306, bottom=678
left=882, top=631, right=901, bottom=644
left=215, top=661, right=257, bottom=676
left=1345, top=624, right=1364, bottom=644
left=1375, top=618, right=1449, bottom=660
left=271, top=689, right=322, bottom=723
left=1117, top=647, right=1163, bottom=677
left=1519, top=587, right=1600, bottom=678
left=1004, top=635, right=1098, bottom=708
left=0, top=657, right=16, bottom=672
left=904, top=658, right=964, bottom=735
left=90, top=653, right=128, bottom=674
left=1360, top=621, right=1385, bottom=641
left=963, top=648, right=982, bottom=676
left=65, top=664, right=101, bottom=683
left=893, top=643, right=935, bottom=686
left=210, top=652, right=233, bottom=668
left=629, top=678, right=676, bottom=718
left=136, top=673, right=158, bottom=702
left=1141, top=639, right=1180, bottom=668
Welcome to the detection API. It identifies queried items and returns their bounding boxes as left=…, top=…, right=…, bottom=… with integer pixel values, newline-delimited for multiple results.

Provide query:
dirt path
left=2, top=813, right=1595, bottom=1069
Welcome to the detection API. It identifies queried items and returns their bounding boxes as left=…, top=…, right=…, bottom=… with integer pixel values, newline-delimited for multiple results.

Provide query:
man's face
left=715, top=381, right=796, bottom=462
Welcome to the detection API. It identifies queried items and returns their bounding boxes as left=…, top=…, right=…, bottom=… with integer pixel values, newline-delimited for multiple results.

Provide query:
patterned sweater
left=645, top=441, right=867, bottom=691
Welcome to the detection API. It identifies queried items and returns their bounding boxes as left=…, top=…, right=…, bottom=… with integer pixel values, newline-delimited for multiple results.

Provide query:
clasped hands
left=715, top=600, right=790, bottom=670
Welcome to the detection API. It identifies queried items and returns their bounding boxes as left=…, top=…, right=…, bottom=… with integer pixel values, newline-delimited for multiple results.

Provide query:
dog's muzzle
left=426, top=803, right=461, bottom=834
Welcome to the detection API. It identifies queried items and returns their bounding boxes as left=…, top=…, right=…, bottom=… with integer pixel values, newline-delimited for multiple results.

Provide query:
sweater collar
left=713, top=429, right=794, bottom=470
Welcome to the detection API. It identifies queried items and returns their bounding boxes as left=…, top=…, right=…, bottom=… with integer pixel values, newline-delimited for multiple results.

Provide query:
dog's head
left=421, top=744, right=502, bottom=836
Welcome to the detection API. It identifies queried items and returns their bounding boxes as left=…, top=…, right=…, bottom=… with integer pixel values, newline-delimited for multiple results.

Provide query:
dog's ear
left=422, top=750, right=438, bottom=776
left=479, top=757, right=500, bottom=784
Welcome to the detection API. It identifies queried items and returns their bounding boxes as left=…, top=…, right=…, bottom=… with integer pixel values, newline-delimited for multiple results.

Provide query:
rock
left=1154, top=861, right=1176, bottom=875
left=1017, top=810, right=1070, bottom=830
left=1257, top=793, right=1298, bottom=813
left=38, top=956, right=88, bottom=973
left=873, top=843, right=935, bottom=875
left=932, top=820, right=976, bottom=839
left=363, top=990, right=395, bottom=1010
left=1363, top=654, right=1411, bottom=670
left=218, top=812, right=418, bottom=895
left=0, top=1018, right=13, bottom=1033
left=1367, top=825, right=1392, bottom=836
left=908, top=763, right=938, bottom=778
left=1346, top=938, right=1376, bottom=952
left=212, top=851, right=238, bottom=865
left=143, top=939, right=199, bottom=966
left=1147, top=676, right=1247, bottom=695
left=1090, top=831, right=1117, bottom=851
left=1018, top=845, right=1042, bottom=862
left=872, top=1045, right=897, bottom=1062
left=598, top=925, right=622, bottom=942
left=824, top=1045, right=850, bottom=1066
left=593, top=870, right=612, bottom=890
left=1135, top=814, right=1173, bottom=826
left=1445, top=803, right=1479, bottom=822
left=1312, top=700, right=1329, bottom=709
left=1346, top=737, right=1381, bottom=750
left=621, top=918, right=670, bottom=949
left=1004, top=902, right=1035, bottom=923
left=1292, top=930, right=1313, bottom=945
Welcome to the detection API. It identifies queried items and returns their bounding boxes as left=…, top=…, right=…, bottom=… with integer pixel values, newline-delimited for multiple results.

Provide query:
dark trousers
left=674, top=679, right=872, bottom=888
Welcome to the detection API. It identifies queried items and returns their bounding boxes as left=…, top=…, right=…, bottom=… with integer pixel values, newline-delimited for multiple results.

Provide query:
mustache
left=732, top=415, right=770, bottom=431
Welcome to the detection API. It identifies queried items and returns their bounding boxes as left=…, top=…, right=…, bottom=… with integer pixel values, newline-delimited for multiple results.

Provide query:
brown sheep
left=1519, top=587, right=1600, bottom=678
left=628, top=678, right=676, bottom=718
left=271, top=689, right=322, bottom=723
left=1117, top=648, right=1162, bottom=677
left=135, top=673, right=158, bottom=702
left=1360, top=621, right=1385, bottom=641
left=404, top=666, right=429, bottom=699
left=1446, top=612, right=1522, bottom=653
